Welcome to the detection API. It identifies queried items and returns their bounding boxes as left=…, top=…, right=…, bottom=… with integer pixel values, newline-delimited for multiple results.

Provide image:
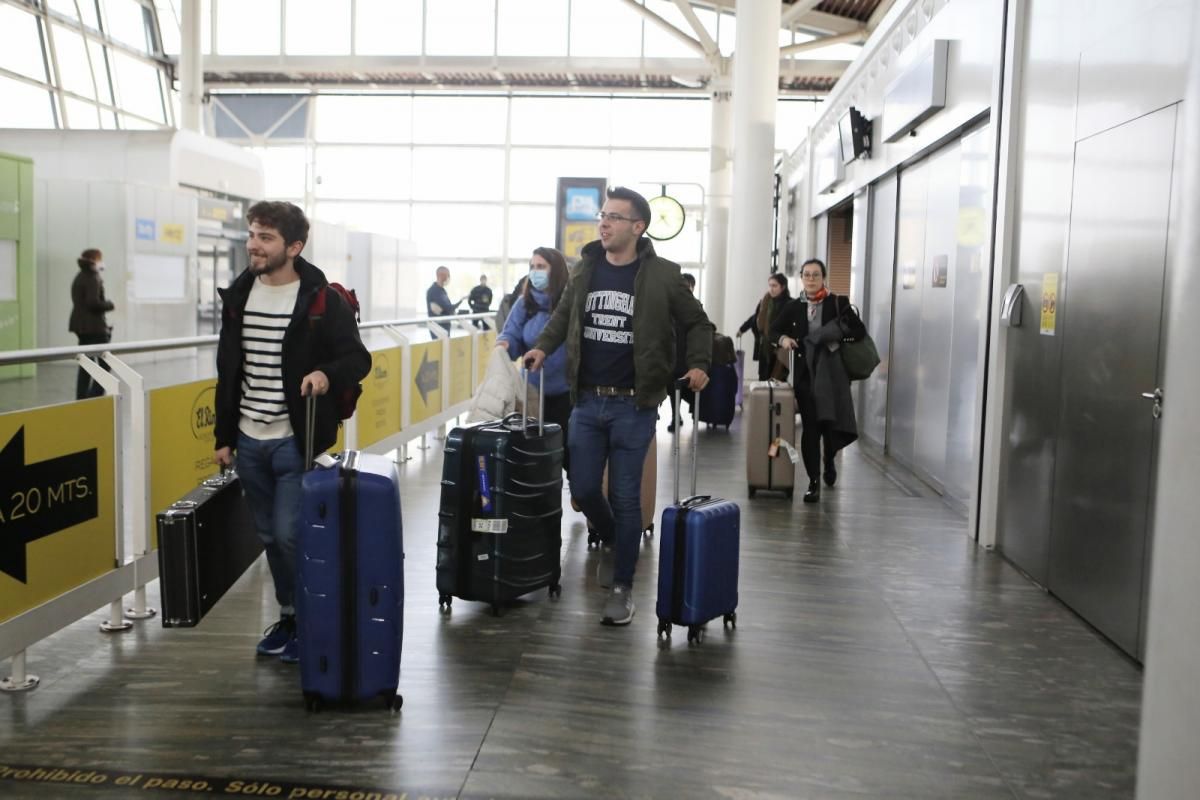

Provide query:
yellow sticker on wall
left=159, top=223, right=185, bottom=245
left=1040, top=273, right=1059, bottom=336
left=0, top=398, right=116, bottom=623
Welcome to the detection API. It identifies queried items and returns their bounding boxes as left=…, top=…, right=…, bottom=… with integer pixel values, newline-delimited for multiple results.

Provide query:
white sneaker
left=601, top=584, right=635, bottom=626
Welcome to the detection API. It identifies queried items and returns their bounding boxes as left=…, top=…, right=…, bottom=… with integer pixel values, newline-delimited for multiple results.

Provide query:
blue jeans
left=236, top=432, right=304, bottom=616
left=569, top=394, right=658, bottom=588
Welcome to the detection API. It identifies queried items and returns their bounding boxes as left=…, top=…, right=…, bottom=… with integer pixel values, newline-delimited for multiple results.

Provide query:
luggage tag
left=471, top=456, right=509, bottom=534
left=779, top=439, right=800, bottom=464
left=767, top=438, right=780, bottom=459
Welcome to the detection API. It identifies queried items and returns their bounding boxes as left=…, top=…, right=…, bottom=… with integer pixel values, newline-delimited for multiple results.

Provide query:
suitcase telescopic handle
left=304, top=391, right=316, bottom=469
left=672, top=377, right=701, bottom=505
left=520, top=358, right=545, bottom=438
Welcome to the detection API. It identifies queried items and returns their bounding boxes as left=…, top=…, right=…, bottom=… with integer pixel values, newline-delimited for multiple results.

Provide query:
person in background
left=525, top=186, right=713, bottom=627
left=468, top=274, right=494, bottom=330
left=426, top=266, right=463, bottom=332
left=495, top=275, right=527, bottom=332
left=69, top=248, right=115, bottom=400
left=496, top=248, right=571, bottom=476
left=770, top=258, right=865, bottom=503
left=738, top=272, right=792, bottom=382
left=212, top=201, right=371, bottom=664
left=666, top=272, right=698, bottom=432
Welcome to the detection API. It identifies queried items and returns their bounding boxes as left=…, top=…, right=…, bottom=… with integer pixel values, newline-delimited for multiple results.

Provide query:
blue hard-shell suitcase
left=697, top=362, right=738, bottom=429
left=656, top=385, right=740, bottom=645
left=297, top=450, right=404, bottom=712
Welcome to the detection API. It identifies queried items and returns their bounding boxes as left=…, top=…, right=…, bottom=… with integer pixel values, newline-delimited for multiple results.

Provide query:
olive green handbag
left=837, top=305, right=881, bottom=381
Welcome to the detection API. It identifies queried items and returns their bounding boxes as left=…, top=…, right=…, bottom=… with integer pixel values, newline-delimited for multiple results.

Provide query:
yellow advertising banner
left=476, top=329, right=496, bottom=385
left=409, top=341, right=442, bottom=425
left=448, top=337, right=472, bottom=406
left=1040, top=273, right=1059, bottom=336
left=357, top=348, right=403, bottom=449
left=159, top=223, right=185, bottom=245
left=0, top=397, right=116, bottom=624
left=148, top=379, right=220, bottom=548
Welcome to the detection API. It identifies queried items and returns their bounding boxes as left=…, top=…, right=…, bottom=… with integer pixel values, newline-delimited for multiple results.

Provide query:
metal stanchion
left=0, top=651, right=40, bottom=692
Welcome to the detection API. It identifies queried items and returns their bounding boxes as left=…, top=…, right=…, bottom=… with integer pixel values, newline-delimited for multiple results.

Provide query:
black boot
left=803, top=479, right=820, bottom=503
left=823, top=458, right=837, bottom=487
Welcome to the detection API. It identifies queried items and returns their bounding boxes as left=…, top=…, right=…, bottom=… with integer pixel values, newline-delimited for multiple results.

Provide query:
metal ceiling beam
left=780, top=28, right=867, bottom=55
left=671, top=0, right=720, bottom=59
left=617, top=0, right=708, bottom=58
left=780, top=0, right=824, bottom=29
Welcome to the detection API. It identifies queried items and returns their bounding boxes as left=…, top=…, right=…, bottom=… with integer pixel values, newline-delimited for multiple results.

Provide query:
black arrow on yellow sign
left=416, top=350, right=440, bottom=406
left=0, top=427, right=99, bottom=584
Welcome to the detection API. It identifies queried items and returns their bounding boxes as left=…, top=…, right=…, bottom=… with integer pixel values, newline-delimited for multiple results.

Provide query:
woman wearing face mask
left=770, top=258, right=866, bottom=503
left=69, top=248, right=115, bottom=400
left=497, top=247, right=571, bottom=472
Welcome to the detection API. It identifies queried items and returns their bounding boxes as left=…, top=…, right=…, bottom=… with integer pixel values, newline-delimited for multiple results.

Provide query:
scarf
left=806, top=287, right=829, bottom=322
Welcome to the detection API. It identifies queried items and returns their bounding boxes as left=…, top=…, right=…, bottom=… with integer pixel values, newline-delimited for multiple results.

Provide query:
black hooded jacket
left=214, top=256, right=370, bottom=458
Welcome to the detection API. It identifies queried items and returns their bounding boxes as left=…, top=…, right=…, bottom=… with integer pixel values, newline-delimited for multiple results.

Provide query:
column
left=725, top=0, right=782, bottom=337
left=1136, top=14, right=1200, bottom=798
left=179, top=0, right=204, bottom=132
left=703, top=70, right=733, bottom=324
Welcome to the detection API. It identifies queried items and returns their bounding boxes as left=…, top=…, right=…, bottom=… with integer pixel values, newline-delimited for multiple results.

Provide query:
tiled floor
left=0, top=410, right=1142, bottom=799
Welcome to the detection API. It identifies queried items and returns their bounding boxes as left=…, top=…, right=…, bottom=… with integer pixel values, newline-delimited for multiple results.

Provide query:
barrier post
left=384, top=326, right=412, bottom=462
left=76, top=355, right=133, bottom=634
left=0, top=651, right=39, bottom=693
left=102, top=354, right=156, bottom=621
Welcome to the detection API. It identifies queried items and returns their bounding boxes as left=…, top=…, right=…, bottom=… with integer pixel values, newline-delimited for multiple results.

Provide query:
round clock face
left=647, top=195, right=686, bottom=241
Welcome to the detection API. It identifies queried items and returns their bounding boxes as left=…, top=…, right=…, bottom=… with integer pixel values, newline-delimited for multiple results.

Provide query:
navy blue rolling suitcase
left=697, top=362, right=737, bottom=429
left=297, top=446, right=404, bottom=713
left=656, top=383, right=740, bottom=645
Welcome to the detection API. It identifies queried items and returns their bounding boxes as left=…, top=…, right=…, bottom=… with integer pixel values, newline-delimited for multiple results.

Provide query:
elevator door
left=1048, top=105, right=1176, bottom=659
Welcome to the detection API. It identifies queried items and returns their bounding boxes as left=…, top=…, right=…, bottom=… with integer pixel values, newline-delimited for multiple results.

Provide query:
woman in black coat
left=738, top=272, right=791, bottom=381
left=69, top=248, right=115, bottom=399
left=770, top=258, right=866, bottom=503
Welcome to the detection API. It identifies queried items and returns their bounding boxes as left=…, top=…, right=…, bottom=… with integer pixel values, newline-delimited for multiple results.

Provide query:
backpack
left=308, top=283, right=363, bottom=420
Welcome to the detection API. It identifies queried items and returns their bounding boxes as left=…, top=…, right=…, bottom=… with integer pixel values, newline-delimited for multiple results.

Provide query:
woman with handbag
left=737, top=272, right=792, bottom=381
left=770, top=258, right=866, bottom=503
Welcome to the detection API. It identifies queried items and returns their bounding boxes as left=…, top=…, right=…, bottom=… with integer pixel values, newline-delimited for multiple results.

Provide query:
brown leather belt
left=583, top=385, right=636, bottom=397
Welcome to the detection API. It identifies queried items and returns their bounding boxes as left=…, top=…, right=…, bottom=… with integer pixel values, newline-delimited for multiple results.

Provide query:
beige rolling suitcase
left=745, top=364, right=797, bottom=499
left=587, top=436, right=658, bottom=548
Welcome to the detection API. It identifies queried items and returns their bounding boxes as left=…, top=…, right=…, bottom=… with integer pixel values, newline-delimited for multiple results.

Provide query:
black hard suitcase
left=436, top=373, right=564, bottom=615
left=157, top=470, right=262, bottom=627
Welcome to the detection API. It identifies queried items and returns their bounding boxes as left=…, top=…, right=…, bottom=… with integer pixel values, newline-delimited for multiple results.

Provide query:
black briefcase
left=157, top=470, right=262, bottom=627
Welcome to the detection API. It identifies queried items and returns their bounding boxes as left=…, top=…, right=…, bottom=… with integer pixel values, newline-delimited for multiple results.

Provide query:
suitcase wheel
left=643, top=523, right=654, bottom=538
left=587, top=531, right=600, bottom=550
left=686, top=625, right=705, bottom=645
left=748, top=486, right=757, bottom=499
left=656, top=620, right=671, bottom=639
left=304, top=693, right=322, bottom=713
left=490, top=603, right=501, bottom=617
left=723, top=612, right=737, bottom=630
left=786, top=488, right=794, bottom=500
left=385, top=693, right=403, bottom=712
left=438, top=593, right=452, bottom=611
left=548, top=583, right=562, bottom=598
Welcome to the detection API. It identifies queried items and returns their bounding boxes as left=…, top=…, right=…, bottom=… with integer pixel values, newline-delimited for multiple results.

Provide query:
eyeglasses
left=801, top=272, right=824, bottom=279
left=596, top=212, right=636, bottom=224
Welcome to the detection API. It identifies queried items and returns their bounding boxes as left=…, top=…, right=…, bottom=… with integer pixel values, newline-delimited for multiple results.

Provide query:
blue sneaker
left=256, top=616, right=295, bottom=656
left=279, top=636, right=300, bottom=665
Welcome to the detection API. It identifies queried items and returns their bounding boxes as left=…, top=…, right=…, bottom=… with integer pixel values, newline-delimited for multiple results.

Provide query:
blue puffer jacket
left=497, top=288, right=568, bottom=396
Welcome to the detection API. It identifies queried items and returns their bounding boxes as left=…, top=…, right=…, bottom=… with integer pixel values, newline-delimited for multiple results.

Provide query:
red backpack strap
left=308, top=285, right=328, bottom=318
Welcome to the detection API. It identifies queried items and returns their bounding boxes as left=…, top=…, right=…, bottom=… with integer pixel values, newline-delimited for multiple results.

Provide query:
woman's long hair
left=523, top=247, right=568, bottom=315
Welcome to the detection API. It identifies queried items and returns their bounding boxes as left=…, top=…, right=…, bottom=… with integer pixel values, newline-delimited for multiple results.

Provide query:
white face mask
left=95, top=261, right=106, bottom=272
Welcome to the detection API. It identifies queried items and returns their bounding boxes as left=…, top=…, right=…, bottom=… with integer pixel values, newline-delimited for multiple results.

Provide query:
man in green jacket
left=526, top=186, right=713, bottom=626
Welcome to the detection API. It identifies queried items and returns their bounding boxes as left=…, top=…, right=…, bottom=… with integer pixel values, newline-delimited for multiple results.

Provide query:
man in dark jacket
left=526, top=187, right=713, bottom=627
left=467, top=274, right=493, bottom=330
left=213, top=201, right=370, bottom=664
left=69, top=248, right=114, bottom=399
left=426, top=266, right=463, bottom=332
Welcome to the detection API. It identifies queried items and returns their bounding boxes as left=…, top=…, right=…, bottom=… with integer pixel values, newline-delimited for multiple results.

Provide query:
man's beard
left=249, top=249, right=288, bottom=276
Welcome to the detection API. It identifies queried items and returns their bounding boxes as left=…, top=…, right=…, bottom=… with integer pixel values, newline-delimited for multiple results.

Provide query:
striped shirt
left=238, top=278, right=300, bottom=440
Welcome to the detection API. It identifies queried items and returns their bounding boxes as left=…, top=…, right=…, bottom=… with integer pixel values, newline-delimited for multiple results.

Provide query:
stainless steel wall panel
left=860, top=173, right=898, bottom=447
left=888, top=160, right=929, bottom=467
left=912, top=144, right=961, bottom=491
left=1048, top=105, right=1176, bottom=657
left=944, top=125, right=993, bottom=506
